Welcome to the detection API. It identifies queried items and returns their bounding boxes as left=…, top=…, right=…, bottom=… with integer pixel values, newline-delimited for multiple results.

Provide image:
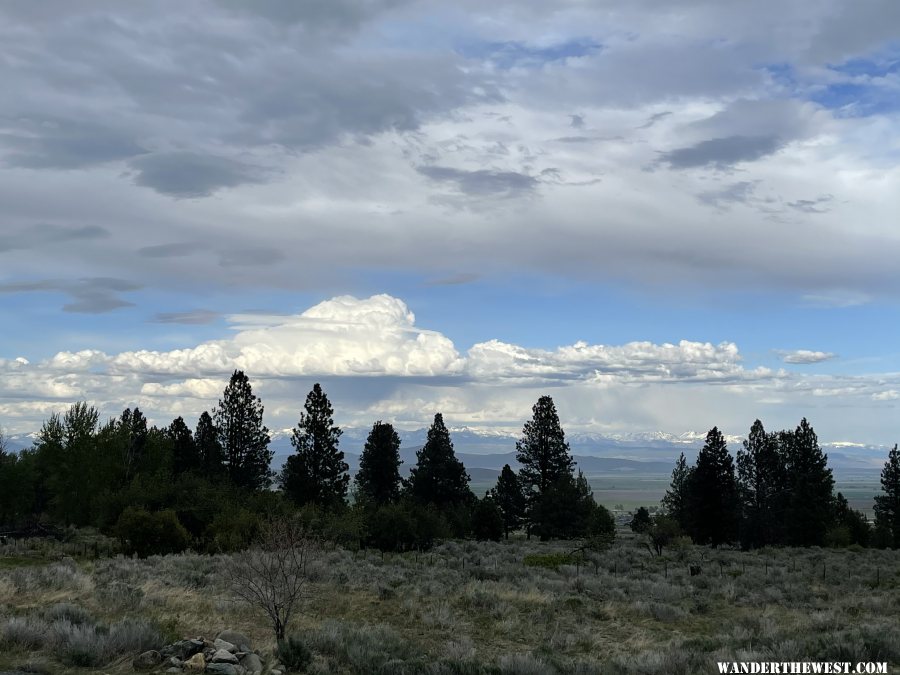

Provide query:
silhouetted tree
left=530, top=470, right=601, bottom=541
left=214, top=371, right=273, bottom=492
left=491, top=464, right=526, bottom=538
left=119, top=408, right=148, bottom=480
left=686, top=427, right=739, bottom=546
left=630, top=506, right=652, bottom=534
left=874, top=443, right=900, bottom=548
left=829, top=492, right=870, bottom=547
left=195, top=411, right=225, bottom=475
left=516, top=396, right=575, bottom=536
left=736, top=419, right=785, bottom=549
left=168, top=417, right=198, bottom=475
left=661, top=452, right=692, bottom=529
left=407, top=413, right=472, bottom=508
left=281, top=384, right=348, bottom=509
left=780, top=418, right=834, bottom=547
left=355, top=421, right=402, bottom=506
left=471, top=494, right=504, bottom=541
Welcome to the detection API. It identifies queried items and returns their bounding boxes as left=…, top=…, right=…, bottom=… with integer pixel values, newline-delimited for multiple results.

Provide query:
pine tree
left=281, top=383, right=349, bottom=509
left=168, top=417, right=199, bottom=475
left=355, top=421, right=402, bottom=506
left=214, top=371, right=273, bottom=492
left=195, top=411, right=225, bottom=475
left=736, top=419, right=785, bottom=549
left=686, top=427, right=739, bottom=546
left=491, top=464, right=526, bottom=538
left=661, top=452, right=692, bottom=529
left=781, top=418, right=834, bottom=546
left=407, top=413, right=472, bottom=508
left=119, top=408, right=148, bottom=480
left=516, top=396, right=574, bottom=496
left=874, top=443, right=900, bottom=548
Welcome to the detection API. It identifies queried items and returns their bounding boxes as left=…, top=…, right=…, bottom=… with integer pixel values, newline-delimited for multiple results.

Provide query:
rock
left=166, top=669, right=182, bottom=674
left=161, top=639, right=205, bottom=660
left=214, top=638, right=237, bottom=653
left=271, top=670, right=282, bottom=675
left=167, top=656, right=183, bottom=668
left=206, top=664, right=244, bottom=675
left=216, top=630, right=253, bottom=652
left=240, top=652, right=264, bottom=674
left=132, top=650, right=163, bottom=670
left=211, top=649, right=239, bottom=664
left=184, top=652, right=206, bottom=671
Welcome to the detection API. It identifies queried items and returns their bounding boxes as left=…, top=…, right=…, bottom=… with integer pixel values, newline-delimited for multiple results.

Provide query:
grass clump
left=277, top=635, right=313, bottom=672
left=522, top=553, right=580, bottom=569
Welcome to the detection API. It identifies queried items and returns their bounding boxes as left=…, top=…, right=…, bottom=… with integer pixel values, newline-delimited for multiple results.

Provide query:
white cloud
left=778, top=349, right=838, bottom=364
left=1, top=293, right=900, bottom=444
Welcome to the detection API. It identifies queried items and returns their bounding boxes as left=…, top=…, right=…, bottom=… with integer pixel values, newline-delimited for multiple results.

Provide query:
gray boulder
left=206, top=664, right=244, bottom=675
left=211, top=648, right=239, bottom=664
left=240, top=652, right=264, bottom=674
left=217, top=629, right=253, bottom=652
left=132, top=650, right=163, bottom=670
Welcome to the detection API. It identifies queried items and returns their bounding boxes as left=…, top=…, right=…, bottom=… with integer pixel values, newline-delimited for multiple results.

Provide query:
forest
left=2, top=369, right=899, bottom=557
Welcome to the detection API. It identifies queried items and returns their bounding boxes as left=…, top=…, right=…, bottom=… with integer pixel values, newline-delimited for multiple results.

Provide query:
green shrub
left=114, top=507, right=192, bottom=558
left=277, top=635, right=313, bottom=672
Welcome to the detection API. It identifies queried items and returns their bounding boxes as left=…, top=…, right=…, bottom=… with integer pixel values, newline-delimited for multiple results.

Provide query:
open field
left=470, top=474, right=884, bottom=517
left=2, top=532, right=900, bottom=674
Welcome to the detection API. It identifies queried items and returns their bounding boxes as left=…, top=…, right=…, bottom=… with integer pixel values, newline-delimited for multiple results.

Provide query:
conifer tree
left=356, top=421, right=402, bottom=506
left=214, top=371, right=273, bottom=492
left=661, top=452, right=692, bottom=529
left=119, top=408, right=148, bottom=480
left=516, top=396, right=574, bottom=497
left=874, top=443, right=900, bottom=548
left=781, top=418, right=834, bottom=547
left=736, top=419, right=785, bottom=548
left=491, top=464, right=526, bottom=538
left=281, top=383, right=349, bottom=509
left=195, top=411, right=224, bottom=475
left=168, top=416, right=199, bottom=475
left=407, top=413, right=472, bottom=508
left=686, top=427, right=739, bottom=546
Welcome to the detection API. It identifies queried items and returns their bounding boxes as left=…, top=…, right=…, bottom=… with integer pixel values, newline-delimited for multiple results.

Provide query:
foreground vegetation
left=2, top=531, right=900, bottom=674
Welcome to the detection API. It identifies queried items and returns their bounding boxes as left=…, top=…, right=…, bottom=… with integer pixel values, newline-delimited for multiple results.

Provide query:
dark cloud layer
left=0, top=277, right=140, bottom=313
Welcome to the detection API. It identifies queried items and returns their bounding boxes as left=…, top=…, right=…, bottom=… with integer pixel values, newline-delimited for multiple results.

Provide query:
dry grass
left=1, top=533, right=900, bottom=673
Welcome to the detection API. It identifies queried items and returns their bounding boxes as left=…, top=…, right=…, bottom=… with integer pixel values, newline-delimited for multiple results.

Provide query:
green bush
left=278, top=635, right=313, bottom=672
left=114, top=507, right=191, bottom=558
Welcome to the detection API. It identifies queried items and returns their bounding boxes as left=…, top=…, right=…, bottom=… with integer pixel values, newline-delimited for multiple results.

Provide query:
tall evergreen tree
left=355, top=421, right=402, bottom=506
left=195, top=411, right=224, bottom=475
left=168, top=417, right=199, bottom=475
left=281, top=383, right=349, bottom=509
left=736, top=419, right=785, bottom=549
left=407, top=413, right=472, bottom=508
left=516, top=396, right=574, bottom=496
left=874, top=443, right=900, bottom=548
left=491, top=464, right=526, bottom=538
left=661, top=452, right=692, bottom=529
left=214, top=371, right=273, bottom=491
left=781, top=418, right=834, bottom=547
left=686, top=427, right=739, bottom=546
left=119, top=408, right=148, bottom=480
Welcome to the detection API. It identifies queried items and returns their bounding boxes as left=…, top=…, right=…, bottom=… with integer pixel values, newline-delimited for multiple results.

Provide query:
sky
left=1, top=1, right=900, bottom=445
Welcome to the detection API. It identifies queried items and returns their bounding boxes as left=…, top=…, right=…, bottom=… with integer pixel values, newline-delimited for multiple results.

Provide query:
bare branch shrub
left=226, top=516, right=320, bottom=641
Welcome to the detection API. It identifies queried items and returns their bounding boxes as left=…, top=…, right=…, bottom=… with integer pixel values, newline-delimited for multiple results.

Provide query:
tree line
left=0, top=371, right=614, bottom=555
left=633, top=421, right=900, bottom=551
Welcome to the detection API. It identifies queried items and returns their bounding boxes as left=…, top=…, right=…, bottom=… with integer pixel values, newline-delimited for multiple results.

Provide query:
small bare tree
left=226, top=517, right=320, bottom=642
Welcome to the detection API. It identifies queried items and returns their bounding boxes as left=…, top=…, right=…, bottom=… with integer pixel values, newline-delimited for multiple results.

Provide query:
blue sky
left=1, top=0, right=899, bottom=445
